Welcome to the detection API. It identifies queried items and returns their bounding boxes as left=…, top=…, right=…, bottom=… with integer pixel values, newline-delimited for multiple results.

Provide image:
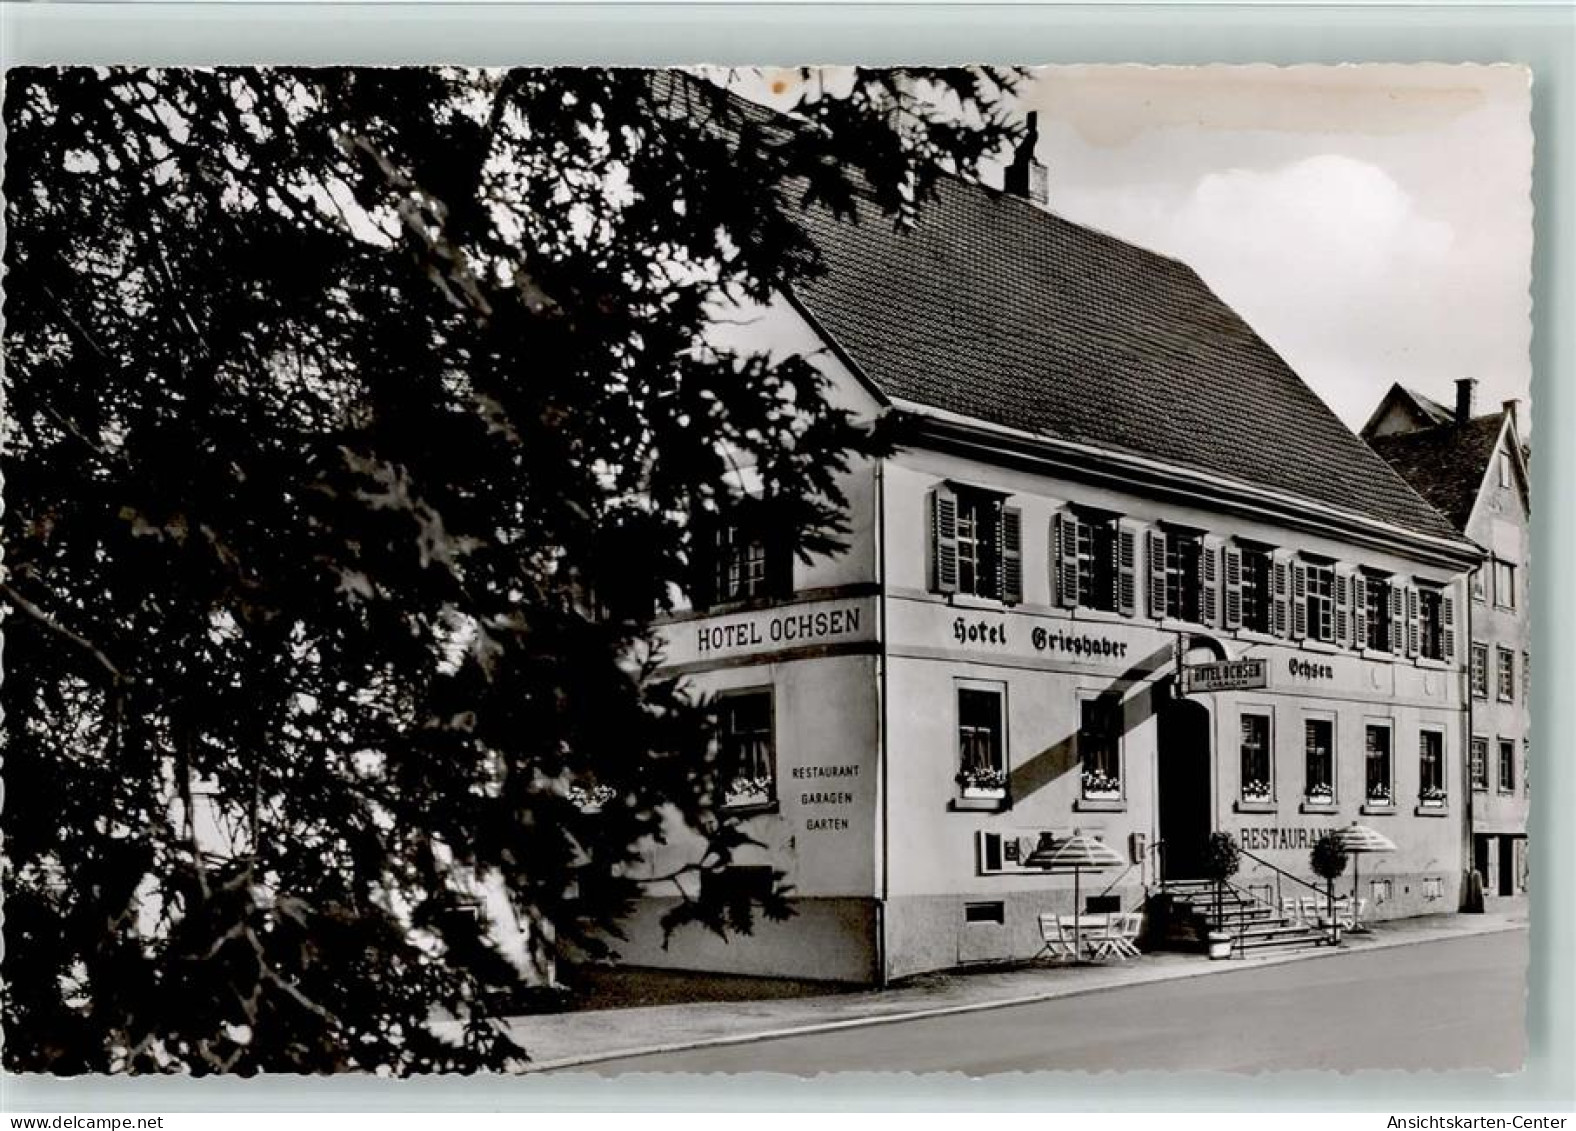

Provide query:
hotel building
left=610, top=134, right=1485, bottom=984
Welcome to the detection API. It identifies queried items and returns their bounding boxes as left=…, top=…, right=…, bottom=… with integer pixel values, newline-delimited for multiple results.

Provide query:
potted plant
left=1200, top=831, right=1242, bottom=960
left=1241, top=778, right=1272, bottom=803
left=1306, top=781, right=1334, bottom=804
left=1418, top=784, right=1448, bottom=808
left=723, top=775, right=774, bottom=809
left=1366, top=781, right=1392, bottom=806
left=1310, top=830, right=1350, bottom=944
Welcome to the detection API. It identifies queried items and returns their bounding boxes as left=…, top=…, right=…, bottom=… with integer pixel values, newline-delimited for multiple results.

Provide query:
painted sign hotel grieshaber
left=609, top=120, right=1495, bottom=985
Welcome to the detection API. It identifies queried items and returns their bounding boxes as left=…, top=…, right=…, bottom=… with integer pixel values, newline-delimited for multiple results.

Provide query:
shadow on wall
left=1008, top=643, right=1176, bottom=803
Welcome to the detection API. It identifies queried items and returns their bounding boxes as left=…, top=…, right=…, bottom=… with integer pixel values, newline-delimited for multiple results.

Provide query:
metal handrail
left=1096, top=838, right=1167, bottom=901
left=1238, top=846, right=1326, bottom=902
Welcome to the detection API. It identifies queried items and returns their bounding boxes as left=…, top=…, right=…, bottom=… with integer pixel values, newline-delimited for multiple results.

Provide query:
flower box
left=1305, top=783, right=1334, bottom=803
left=1241, top=779, right=1272, bottom=802
left=1417, top=786, right=1448, bottom=808
left=1081, top=769, right=1122, bottom=800
left=724, top=775, right=775, bottom=809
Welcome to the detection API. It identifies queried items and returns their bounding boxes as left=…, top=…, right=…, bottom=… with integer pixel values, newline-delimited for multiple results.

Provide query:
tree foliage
left=1, top=66, right=1020, bottom=1073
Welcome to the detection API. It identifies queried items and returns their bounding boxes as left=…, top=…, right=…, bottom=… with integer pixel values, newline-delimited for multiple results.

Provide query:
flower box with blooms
left=1305, top=782, right=1334, bottom=804
left=958, top=766, right=1008, bottom=798
left=567, top=783, right=617, bottom=812
left=1418, top=784, right=1448, bottom=807
left=724, top=775, right=776, bottom=809
left=1366, top=781, right=1393, bottom=805
left=1241, top=778, right=1272, bottom=802
left=1081, top=768, right=1122, bottom=800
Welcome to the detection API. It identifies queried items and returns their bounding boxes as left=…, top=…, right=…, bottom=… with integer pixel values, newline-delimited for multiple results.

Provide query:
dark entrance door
left=1157, top=691, right=1212, bottom=880
left=1497, top=836, right=1515, bottom=896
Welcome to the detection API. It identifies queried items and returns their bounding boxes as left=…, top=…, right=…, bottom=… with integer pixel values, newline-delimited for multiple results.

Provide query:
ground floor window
left=1419, top=729, right=1446, bottom=807
left=718, top=690, right=776, bottom=809
left=1364, top=724, right=1392, bottom=806
left=1079, top=698, right=1122, bottom=799
left=957, top=684, right=1007, bottom=799
left=1470, top=737, right=1489, bottom=792
left=1304, top=718, right=1334, bottom=803
left=1240, top=712, right=1272, bottom=802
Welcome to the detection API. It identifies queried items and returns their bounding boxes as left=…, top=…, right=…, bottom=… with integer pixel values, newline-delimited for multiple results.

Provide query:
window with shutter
left=1054, top=511, right=1081, bottom=608
left=1162, top=528, right=1204, bottom=623
left=1334, top=569, right=1352, bottom=647
left=1389, top=583, right=1406, bottom=654
left=1291, top=561, right=1309, bottom=640
left=1272, top=556, right=1290, bottom=637
left=1441, top=595, right=1456, bottom=661
left=931, top=486, right=959, bottom=595
left=1351, top=573, right=1368, bottom=649
left=1417, top=586, right=1445, bottom=660
left=1223, top=545, right=1244, bottom=629
left=1116, top=522, right=1139, bottom=618
left=1147, top=528, right=1169, bottom=619
left=1363, top=574, right=1394, bottom=652
left=1200, top=537, right=1222, bottom=627
left=999, top=507, right=1023, bottom=606
left=1405, top=586, right=1420, bottom=657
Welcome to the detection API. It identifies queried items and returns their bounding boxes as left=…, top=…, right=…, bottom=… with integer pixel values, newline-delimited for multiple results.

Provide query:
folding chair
left=1036, top=913, right=1074, bottom=962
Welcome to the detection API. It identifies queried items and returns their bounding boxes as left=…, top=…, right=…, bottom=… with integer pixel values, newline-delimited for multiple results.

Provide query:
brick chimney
left=1005, top=111, right=1049, bottom=206
left=1454, top=377, right=1477, bottom=426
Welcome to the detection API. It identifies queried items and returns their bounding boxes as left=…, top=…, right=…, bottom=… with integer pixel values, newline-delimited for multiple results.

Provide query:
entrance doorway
left=1157, top=690, right=1212, bottom=880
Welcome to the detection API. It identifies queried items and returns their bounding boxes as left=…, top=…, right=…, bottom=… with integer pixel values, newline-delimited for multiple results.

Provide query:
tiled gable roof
left=790, top=176, right=1466, bottom=545
left=1367, top=413, right=1506, bottom=531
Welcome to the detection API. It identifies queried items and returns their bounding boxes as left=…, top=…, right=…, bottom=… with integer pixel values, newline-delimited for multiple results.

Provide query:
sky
left=1011, top=64, right=1534, bottom=432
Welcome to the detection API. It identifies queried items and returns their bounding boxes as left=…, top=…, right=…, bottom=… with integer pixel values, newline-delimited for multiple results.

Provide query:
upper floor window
left=1496, top=647, right=1515, bottom=702
left=718, top=690, right=776, bottom=810
left=1299, top=561, right=1336, bottom=643
left=1363, top=574, right=1393, bottom=651
left=1523, top=650, right=1531, bottom=702
left=1471, top=643, right=1489, bottom=699
left=1498, top=739, right=1516, bottom=793
left=1055, top=510, right=1135, bottom=615
left=1470, top=736, right=1489, bottom=791
left=1416, top=585, right=1451, bottom=661
left=1498, top=451, right=1513, bottom=488
left=931, top=485, right=1021, bottom=604
left=1472, top=570, right=1487, bottom=604
left=1235, top=544, right=1274, bottom=634
left=1493, top=560, right=1517, bottom=609
left=695, top=513, right=789, bottom=610
left=1163, top=529, right=1205, bottom=624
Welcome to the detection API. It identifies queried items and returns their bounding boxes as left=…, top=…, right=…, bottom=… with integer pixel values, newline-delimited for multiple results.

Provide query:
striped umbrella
left=1026, top=831, right=1126, bottom=959
left=1336, top=822, right=1397, bottom=928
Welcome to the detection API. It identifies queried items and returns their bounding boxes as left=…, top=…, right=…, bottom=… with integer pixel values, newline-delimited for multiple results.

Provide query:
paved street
left=577, top=928, right=1527, bottom=1075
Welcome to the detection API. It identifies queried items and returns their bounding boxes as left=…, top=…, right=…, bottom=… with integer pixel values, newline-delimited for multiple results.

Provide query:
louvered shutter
left=1351, top=574, right=1368, bottom=650
left=1334, top=568, right=1352, bottom=647
left=1405, top=586, right=1420, bottom=657
left=1200, top=537, right=1222, bottom=627
left=766, top=530, right=794, bottom=598
left=1389, top=583, right=1405, bottom=655
left=690, top=509, right=717, bottom=611
left=999, top=506, right=1023, bottom=606
left=1291, top=561, right=1308, bottom=640
left=1222, top=545, right=1244, bottom=629
left=1116, top=521, right=1139, bottom=618
left=1147, top=528, right=1169, bottom=619
left=930, top=486, right=959, bottom=594
left=1054, top=511, right=1081, bottom=608
left=1441, top=593, right=1456, bottom=662
left=1272, top=557, right=1290, bottom=637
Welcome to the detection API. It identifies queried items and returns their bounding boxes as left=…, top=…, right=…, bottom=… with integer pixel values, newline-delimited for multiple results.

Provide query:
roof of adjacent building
left=789, top=175, right=1469, bottom=545
left=1366, top=411, right=1508, bottom=531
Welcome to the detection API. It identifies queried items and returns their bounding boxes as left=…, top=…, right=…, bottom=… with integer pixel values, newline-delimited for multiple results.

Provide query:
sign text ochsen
left=696, top=607, right=861, bottom=654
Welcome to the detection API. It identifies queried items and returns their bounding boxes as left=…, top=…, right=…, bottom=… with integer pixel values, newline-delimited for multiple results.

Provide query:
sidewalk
left=512, top=905, right=1527, bottom=1072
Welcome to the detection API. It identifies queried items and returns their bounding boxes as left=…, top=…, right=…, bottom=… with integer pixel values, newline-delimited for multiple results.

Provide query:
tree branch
left=0, top=581, right=128, bottom=685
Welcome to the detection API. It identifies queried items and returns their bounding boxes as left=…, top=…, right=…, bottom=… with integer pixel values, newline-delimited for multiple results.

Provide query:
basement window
left=964, top=901, right=1006, bottom=925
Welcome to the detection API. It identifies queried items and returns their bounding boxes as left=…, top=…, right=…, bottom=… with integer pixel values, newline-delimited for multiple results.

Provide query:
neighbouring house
left=1364, top=380, right=1531, bottom=902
